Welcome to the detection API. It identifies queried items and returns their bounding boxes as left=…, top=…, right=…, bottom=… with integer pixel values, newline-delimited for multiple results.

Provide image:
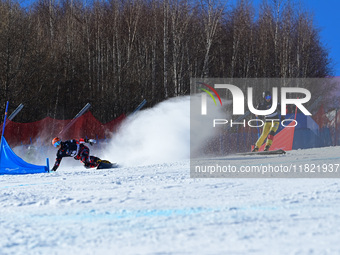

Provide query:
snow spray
left=103, top=97, right=191, bottom=166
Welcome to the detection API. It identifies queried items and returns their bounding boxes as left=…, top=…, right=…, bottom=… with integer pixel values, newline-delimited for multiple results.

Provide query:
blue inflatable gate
left=0, top=102, right=49, bottom=175
left=0, top=137, right=49, bottom=174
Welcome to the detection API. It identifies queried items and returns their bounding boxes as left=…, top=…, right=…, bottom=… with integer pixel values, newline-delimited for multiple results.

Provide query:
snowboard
left=96, top=160, right=118, bottom=169
left=237, top=149, right=286, bottom=156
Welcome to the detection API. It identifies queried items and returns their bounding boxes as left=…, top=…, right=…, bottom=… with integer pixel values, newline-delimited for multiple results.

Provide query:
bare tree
left=0, top=0, right=333, bottom=123
left=199, top=0, right=225, bottom=78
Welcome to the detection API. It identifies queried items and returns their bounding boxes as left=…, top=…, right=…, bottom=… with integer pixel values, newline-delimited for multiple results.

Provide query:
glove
left=86, top=139, right=96, bottom=146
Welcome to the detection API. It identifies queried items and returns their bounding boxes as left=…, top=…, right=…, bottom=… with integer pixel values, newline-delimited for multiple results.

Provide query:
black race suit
left=52, top=139, right=100, bottom=171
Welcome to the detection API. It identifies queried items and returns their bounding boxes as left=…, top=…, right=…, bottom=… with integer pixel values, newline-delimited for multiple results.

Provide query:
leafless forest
left=0, top=0, right=332, bottom=122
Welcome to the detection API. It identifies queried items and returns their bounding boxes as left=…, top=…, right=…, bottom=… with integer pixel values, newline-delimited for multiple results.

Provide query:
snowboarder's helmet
left=52, top=137, right=61, bottom=147
left=263, top=91, right=272, bottom=100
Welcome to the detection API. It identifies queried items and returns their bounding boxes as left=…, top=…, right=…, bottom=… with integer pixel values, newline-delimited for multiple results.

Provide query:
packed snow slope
left=1, top=97, right=340, bottom=255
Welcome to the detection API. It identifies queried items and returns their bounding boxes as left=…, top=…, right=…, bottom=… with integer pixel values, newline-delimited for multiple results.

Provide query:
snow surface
left=1, top=97, right=340, bottom=255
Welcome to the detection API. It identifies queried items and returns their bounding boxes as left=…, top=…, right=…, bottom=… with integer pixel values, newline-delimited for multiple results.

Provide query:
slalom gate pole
left=8, top=103, right=24, bottom=121
left=256, top=116, right=261, bottom=138
left=58, top=103, right=91, bottom=136
left=4, top=103, right=24, bottom=129
left=294, top=104, right=298, bottom=120
left=130, top=99, right=147, bottom=116
left=0, top=101, right=9, bottom=163
left=1, top=101, right=9, bottom=138
left=335, top=108, right=338, bottom=146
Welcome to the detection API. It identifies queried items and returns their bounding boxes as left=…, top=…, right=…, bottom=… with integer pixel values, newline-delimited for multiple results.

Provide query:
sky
left=240, top=0, right=340, bottom=76
left=302, top=0, right=340, bottom=76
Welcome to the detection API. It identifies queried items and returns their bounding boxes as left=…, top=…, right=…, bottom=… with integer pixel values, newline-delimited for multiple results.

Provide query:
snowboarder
left=252, top=91, right=284, bottom=152
left=51, top=137, right=100, bottom=171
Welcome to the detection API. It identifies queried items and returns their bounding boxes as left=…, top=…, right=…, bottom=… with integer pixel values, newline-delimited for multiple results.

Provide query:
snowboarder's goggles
left=53, top=141, right=61, bottom=147
left=265, top=95, right=271, bottom=100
